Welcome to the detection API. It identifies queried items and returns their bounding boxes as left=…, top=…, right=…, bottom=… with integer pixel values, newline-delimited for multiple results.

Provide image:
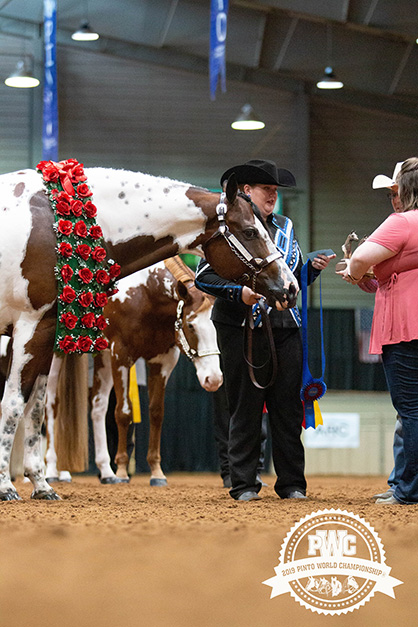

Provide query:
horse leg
left=111, top=362, right=134, bottom=481
left=91, top=350, right=122, bottom=484
left=1, top=316, right=60, bottom=500
left=147, top=349, right=179, bottom=487
left=22, top=374, right=59, bottom=499
left=45, top=354, right=66, bottom=483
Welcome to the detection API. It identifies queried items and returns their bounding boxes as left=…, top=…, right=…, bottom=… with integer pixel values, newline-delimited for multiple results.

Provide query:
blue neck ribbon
left=300, top=262, right=327, bottom=429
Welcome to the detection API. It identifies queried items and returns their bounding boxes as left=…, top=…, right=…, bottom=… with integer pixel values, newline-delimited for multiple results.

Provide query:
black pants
left=214, top=322, right=306, bottom=500
left=212, top=383, right=268, bottom=480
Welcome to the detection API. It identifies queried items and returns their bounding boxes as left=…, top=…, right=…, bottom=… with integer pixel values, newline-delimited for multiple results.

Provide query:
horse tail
left=54, top=353, right=89, bottom=472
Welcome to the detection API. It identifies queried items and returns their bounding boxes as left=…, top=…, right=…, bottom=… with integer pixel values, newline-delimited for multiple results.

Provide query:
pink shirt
left=367, top=210, right=418, bottom=354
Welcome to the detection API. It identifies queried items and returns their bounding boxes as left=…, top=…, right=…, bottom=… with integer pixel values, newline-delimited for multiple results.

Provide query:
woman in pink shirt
left=337, top=157, right=418, bottom=504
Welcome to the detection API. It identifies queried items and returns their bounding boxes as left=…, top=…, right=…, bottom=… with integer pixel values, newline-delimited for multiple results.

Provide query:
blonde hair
left=397, top=157, right=418, bottom=212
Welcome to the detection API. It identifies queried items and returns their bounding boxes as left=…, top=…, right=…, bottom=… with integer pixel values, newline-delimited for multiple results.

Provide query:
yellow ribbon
left=129, top=364, right=141, bottom=424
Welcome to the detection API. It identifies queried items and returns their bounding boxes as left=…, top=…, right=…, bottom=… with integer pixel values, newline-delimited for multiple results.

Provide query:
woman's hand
left=335, top=260, right=362, bottom=284
left=311, top=252, right=336, bottom=271
left=241, top=286, right=263, bottom=305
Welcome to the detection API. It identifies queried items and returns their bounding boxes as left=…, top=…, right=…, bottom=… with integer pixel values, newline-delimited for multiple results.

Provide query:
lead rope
left=243, top=298, right=278, bottom=389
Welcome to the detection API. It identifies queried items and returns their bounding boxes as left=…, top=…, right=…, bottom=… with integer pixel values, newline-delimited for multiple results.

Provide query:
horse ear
left=225, top=173, right=238, bottom=204
left=176, top=280, right=190, bottom=302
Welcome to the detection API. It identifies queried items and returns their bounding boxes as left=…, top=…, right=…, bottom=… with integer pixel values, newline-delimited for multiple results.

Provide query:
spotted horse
left=0, top=164, right=298, bottom=500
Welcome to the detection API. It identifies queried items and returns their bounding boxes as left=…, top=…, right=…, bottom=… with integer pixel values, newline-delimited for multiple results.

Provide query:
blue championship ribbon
left=209, top=0, right=229, bottom=100
left=43, top=0, right=59, bottom=160
left=300, top=262, right=326, bottom=429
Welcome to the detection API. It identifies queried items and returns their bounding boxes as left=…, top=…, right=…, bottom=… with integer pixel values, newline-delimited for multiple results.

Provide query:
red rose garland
left=37, top=158, right=121, bottom=354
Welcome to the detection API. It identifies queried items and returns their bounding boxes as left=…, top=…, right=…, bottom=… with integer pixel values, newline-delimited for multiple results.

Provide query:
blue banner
left=209, top=0, right=229, bottom=100
left=42, top=0, right=58, bottom=161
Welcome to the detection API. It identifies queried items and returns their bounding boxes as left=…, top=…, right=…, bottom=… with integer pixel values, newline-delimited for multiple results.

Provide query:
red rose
left=76, top=244, right=91, bottom=261
left=84, top=200, right=97, bottom=218
left=59, top=335, right=77, bottom=353
left=108, top=263, right=121, bottom=278
left=76, top=183, right=93, bottom=198
left=56, top=199, right=71, bottom=216
left=60, top=285, right=76, bottom=304
left=92, top=246, right=106, bottom=263
left=57, top=219, right=73, bottom=236
left=94, top=337, right=109, bottom=352
left=60, top=312, right=78, bottom=330
left=70, top=199, right=84, bottom=217
left=95, top=269, right=110, bottom=285
left=89, top=225, right=103, bottom=240
left=60, top=264, right=74, bottom=284
left=74, top=220, right=87, bottom=238
left=78, top=268, right=93, bottom=284
left=38, top=161, right=59, bottom=182
left=106, top=287, right=119, bottom=297
left=95, top=293, right=108, bottom=307
left=77, top=336, right=93, bottom=352
left=68, top=164, right=87, bottom=184
left=81, top=312, right=96, bottom=328
left=95, top=315, right=107, bottom=330
left=78, top=291, right=94, bottom=308
left=58, top=242, right=73, bottom=258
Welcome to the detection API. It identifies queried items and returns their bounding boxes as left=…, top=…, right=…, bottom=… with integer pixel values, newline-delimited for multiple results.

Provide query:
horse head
left=202, top=175, right=299, bottom=310
left=175, top=279, right=222, bottom=393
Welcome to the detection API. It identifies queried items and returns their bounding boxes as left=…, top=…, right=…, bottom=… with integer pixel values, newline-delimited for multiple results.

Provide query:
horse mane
left=164, top=256, right=195, bottom=284
left=164, top=255, right=213, bottom=313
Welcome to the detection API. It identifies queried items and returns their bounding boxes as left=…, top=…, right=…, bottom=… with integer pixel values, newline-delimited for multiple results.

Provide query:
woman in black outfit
left=195, top=159, right=334, bottom=501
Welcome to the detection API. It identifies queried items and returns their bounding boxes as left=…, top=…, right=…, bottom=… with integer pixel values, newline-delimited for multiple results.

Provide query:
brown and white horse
left=0, top=167, right=298, bottom=500
left=45, top=257, right=223, bottom=485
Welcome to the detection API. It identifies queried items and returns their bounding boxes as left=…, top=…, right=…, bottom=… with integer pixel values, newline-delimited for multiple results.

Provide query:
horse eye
left=243, top=227, right=258, bottom=240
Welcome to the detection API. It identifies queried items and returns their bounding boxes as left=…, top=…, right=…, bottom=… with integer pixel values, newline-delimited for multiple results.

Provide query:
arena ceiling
left=0, top=0, right=417, bottom=118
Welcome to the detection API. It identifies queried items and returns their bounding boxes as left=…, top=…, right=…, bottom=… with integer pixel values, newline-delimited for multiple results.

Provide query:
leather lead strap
left=243, top=299, right=278, bottom=389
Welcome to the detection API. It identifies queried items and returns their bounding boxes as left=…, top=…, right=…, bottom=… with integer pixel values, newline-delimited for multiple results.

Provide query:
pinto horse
left=0, top=166, right=298, bottom=500
left=45, top=256, right=222, bottom=485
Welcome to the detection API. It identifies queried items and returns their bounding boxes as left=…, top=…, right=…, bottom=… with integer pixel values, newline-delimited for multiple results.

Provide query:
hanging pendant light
left=316, top=66, right=343, bottom=90
left=71, top=19, right=99, bottom=41
left=4, top=59, right=40, bottom=88
left=231, top=104, right=265, bottom=130
left=316, top=24, right=343, bottom=90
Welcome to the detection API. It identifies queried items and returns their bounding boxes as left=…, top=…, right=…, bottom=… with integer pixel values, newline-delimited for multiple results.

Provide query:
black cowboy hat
left=220, top=159, right=296, bottom=188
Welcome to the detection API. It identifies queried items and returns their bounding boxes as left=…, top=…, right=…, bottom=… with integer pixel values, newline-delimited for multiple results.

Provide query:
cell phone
left=306, top=249, right=335, bottom=261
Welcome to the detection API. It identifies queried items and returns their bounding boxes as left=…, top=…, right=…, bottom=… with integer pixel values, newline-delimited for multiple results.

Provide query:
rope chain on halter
left=174, top=300, right=220, bottom=362
left=214, top=192, right=283, bottom=288
left=243, top=297, right=278, bottom=389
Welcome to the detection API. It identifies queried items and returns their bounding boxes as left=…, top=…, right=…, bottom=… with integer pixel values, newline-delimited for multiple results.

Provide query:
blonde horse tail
left=54, top=353, right=89, bottom=472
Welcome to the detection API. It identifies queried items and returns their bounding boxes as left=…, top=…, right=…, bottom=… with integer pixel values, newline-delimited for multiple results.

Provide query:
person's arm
left=336, top=241, right=395, bottom=284
left=195, top=259, right=262, bottom=305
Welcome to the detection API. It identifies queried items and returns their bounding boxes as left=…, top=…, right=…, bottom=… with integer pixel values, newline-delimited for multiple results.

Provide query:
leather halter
left=174, top=299, right=220, bottom=362
left=203, top=192, right=283, bottom=290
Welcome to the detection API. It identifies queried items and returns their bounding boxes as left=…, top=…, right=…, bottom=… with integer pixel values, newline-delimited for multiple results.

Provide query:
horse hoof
left=0, top=489, right=22, bottom=501
left=46, top=476, right=59, bottom=484
left=31, top=489, right=61, bottom=500
left=100, top=476, right=126, bottom=485
left=150, top=478, right=168, bottom=487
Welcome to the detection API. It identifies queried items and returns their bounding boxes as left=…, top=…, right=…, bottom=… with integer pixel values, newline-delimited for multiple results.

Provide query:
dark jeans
left=382, top=340, right=418, bottom=503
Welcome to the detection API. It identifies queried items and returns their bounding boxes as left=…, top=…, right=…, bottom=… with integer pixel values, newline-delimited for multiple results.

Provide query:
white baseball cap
left=372, top=162, right=403, bottom=189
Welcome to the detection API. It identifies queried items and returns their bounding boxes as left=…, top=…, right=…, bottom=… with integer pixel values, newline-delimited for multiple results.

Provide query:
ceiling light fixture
left=316, top=24, right=343, bottom=90
left=231, top=104, right=265, bottom=131
left=316, top=66, right=344, bottom=90
left=71, top=19, right=99, bottom=41
left=4, top=59, right=40, bottom=88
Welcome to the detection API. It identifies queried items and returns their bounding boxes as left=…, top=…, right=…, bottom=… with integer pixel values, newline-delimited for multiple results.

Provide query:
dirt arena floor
left=0, top=473, right=416, bottom=627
